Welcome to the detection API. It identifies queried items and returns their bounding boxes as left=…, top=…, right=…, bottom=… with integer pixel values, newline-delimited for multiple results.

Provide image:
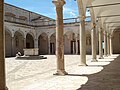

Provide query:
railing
left=4, top=16, right=91, bottom=27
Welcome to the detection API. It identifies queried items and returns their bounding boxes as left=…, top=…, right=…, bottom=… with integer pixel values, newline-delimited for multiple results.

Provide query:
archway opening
left=14, top=31, right=24, bottom=55
left=26, top=33, right=34, bottom=48
left=38, top=33, right=48, bottom=54
left=64, top=31, right=76, bottom=54
left=50, top=33, right=56, bottom=54
left=5, top=30, right=12, bottom=57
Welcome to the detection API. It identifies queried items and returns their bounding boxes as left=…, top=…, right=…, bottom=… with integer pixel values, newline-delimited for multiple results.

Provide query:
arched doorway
left=5, top=30, right=12, bottom=57
left=38, top=33, right=48, bottom=54
left=26, top=33, right=34, bottom=48
left=64, top=31, right=75, bottom=54
left=14, top=31, right=24, bottom=55
left=50, top=33, right=56, bottom=54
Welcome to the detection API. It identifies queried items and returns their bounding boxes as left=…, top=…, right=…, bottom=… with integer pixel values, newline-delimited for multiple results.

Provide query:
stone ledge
left=15, top=55, right=47, bottom=60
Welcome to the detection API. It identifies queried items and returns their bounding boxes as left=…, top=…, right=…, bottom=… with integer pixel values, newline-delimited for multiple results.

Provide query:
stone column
left=99, top=29, right=104, bottom=59
left=107, top=34, right=110, bottom=55
left=48, top=37, right=51, bottom=54
left=104, top=31, right=107, bottom=56
left=77, top=0, right=87, bottom=65
left=11, top=37, right=15, bottom=56
left=79, top=16, right=87, bottom=65
left=53, top=0, right=68, bottom=75
left=0, top=0, right=8, bottom=90
left=34, top=39, right=38, bottom=48
left=110, top=35, right=113, bottom=55
left=23, top=38, right=26, bottom=48
left=73, top=42, right=75, bottom=54
left=75, top=34, right=78, bottom=55
left=91, top=23, right=97, bottom=61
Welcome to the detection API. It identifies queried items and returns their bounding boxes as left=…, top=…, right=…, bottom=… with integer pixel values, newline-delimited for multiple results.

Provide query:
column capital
left=75, top=33, right=78, bottom=38
left=48, top=35, right=51, bottom=39
left=110, top=35, right=113, bottom=38
left=79, top=15, right=86, bottom=21
left=106, top=32, right=110, bottom=37
left=91, top=22, right=96, bottom=28
left=52, top=0, right=66, bottom=7
left=34, top=38, right=38, bottom=41
left=103, top=30, right=107, bottom=35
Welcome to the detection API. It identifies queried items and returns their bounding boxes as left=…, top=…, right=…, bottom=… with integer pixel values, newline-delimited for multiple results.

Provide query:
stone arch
left=14, top=30, right=24, bottom=38
left=26, top=32, right=35, bottom=39
left=50, top=33, right=56, bottom=54
left=64, top=28, right=76, bottom=35
left=64, top=31, right=76, bottom=54
left=5, top=30, right=12, bottom=57
left=5, top=28, right=12, bottom=36
left=14, top=31, right=24, bottom=55
left=26, top=33, right=34, bottom=48
left=38, top=33, right=48, bottom=54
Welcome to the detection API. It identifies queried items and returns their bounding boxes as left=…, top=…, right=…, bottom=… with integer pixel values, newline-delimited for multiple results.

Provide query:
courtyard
left=6, top=54, right=119, bottom=90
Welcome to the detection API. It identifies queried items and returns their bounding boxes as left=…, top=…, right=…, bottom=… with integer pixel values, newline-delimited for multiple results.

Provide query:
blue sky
left=5, top=0, right=90, bottom=19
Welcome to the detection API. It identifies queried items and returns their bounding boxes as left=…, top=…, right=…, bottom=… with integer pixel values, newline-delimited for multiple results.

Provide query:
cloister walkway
left=78, top=55, right=120, bottom=90
left=6, top=54, right=120, bottom=90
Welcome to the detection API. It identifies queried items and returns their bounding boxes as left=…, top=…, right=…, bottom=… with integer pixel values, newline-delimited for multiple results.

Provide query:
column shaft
left=11, top=37, right=15, bottom=56
left=99, top=30, right=103, bottom=59
left=0, top=0, right=7, bottom=89
left=48, top=37, right=51, bottom=54
left=73, top=42, right=75, bottom=54
left=79, top=17, right=87, bottom=65
left=91, top=25, right=97, bottom=61
left=104, top=32, right=107, bottom=56
left=24, top=38, right=26, bottom=48
left=110, top=36, right=113, bottom=55
left=75, top=35, right=78, bottom=55
left=53, top=0, right=67, bottom=75
left=34, top=39, right=38, bottom=48
left=107, top=35, right=110, bottom=55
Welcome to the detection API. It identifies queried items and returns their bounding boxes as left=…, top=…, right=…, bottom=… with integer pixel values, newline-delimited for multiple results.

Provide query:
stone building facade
left=4, top=3, right=119, bottom=57
left=4, top=3, right=92, bottom=57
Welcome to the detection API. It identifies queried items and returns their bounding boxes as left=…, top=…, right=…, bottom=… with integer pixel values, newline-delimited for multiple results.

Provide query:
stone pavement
left=5, top=55, right=119, bottom=90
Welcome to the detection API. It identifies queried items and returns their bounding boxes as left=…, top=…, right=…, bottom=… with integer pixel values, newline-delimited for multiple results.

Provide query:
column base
left=78, top=63, right=88, bottom=66
left=6, top=87, right=8, bottom=90
left=99, top=57, right=104, bottom=59
left=91, top=59, right=98, bottom=62
left=110, top=54, right=112, bottom=56
left=104, top=55, right=108, bottom=57
left=53, top=70, right=68, bottom=76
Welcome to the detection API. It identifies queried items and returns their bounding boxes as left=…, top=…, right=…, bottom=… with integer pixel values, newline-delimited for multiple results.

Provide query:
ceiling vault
left=97, top=14, right=120, bottom=18
left=87, top=2, right=120, bottom=8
